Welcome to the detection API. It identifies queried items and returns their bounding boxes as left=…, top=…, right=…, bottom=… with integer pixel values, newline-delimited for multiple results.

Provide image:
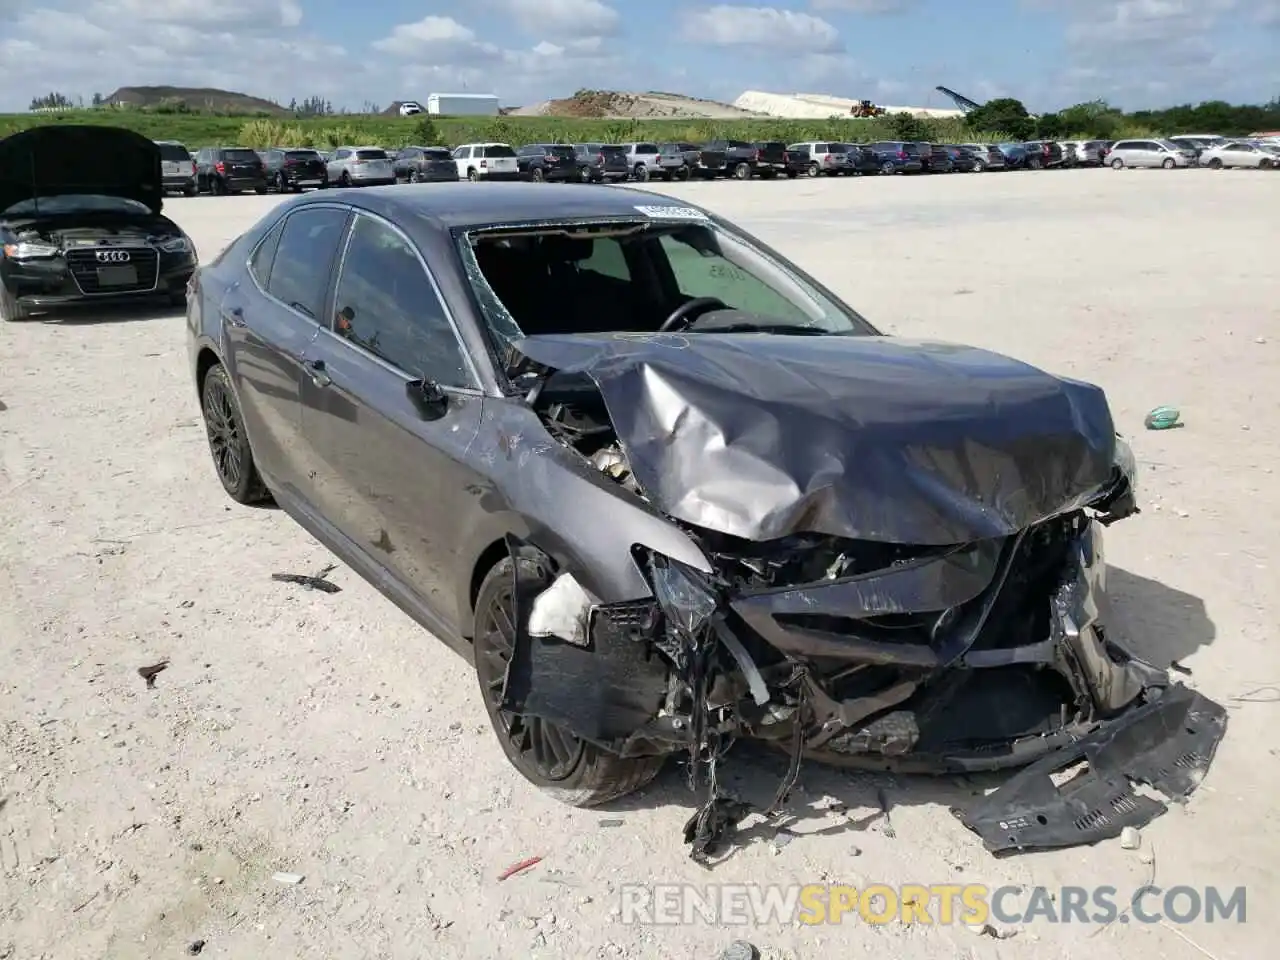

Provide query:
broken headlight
left=644, top=552, right=719, bottom=638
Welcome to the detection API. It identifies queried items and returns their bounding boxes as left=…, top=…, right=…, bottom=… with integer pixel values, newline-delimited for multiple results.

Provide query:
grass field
left=0, top=107, right=980, bottom=150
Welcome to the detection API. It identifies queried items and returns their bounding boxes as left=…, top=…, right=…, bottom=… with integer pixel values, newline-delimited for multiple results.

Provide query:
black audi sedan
left=187, top=182, right=1224, bottom=859
left=0, top=125, right=197, bottom=321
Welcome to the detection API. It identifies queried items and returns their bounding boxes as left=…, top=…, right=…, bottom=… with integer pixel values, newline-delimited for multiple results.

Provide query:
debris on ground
left=875, top=788, right=896, bottom=839
left=597, top=818, right=624, bottom=828
left=1232, top=685, right=1280, bottom=703
left=1170, top=661, right=1192, bottom=676
left=137, top=660, right=169, bottom=689
left=271, top=565, right=341, bottom=594
left=498, top=856, right=543, bottom=881
left=720, top=941, right=760, bottom=960
left=1120, top=826, right=1141, bottom=850
left=271, top=872, right=304, bottom=885
left=967, top=922, right=1017, bottom=939
left=186, top=940, right=206, bottom=955
left=1144, top=405, right=1182, bottom=430
left=770, top=829, right=796, bottom=854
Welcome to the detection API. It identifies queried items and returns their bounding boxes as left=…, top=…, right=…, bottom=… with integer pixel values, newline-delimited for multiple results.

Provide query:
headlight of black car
left=642, top=551, right=719, bottom=639
left=159, top=236, right=193, bottom=255
left=2, top=241, right=58, bottom=259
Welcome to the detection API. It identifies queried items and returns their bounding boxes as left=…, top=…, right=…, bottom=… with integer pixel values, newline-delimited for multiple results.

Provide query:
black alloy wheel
left=201, top=364, right=268, bottom=503
left=471, top=557, right=664, bottom=805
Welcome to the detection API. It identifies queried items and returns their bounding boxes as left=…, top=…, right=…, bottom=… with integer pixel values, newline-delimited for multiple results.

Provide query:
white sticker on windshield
left=633, top=204, right=710, bottom=221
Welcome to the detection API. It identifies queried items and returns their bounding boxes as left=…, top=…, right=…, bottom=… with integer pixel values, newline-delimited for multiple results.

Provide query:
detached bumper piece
left=958, top=684, right=1227, bottom=853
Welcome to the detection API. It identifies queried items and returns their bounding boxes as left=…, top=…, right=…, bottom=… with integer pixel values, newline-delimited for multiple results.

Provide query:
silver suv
left=326, top=146, right=396, bottom=187
left=618, top=142, right=662, bottom=182
left=155, top=140, right=197, bottom=196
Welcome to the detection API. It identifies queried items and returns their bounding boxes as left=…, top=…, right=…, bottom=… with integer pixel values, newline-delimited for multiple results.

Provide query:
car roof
left=297, top=181, right=707, bottom=230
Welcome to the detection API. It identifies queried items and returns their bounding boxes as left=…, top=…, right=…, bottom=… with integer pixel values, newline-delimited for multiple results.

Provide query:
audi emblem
left=95, top=250, right=131, bottom=263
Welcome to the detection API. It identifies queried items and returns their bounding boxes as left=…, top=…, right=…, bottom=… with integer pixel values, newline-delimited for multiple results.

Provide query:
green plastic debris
left=1144, top=406, right=1181, bottom=430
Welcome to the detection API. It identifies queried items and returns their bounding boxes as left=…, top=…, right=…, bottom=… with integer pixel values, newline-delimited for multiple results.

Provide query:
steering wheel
left=658, top=296, right=727, bottom=333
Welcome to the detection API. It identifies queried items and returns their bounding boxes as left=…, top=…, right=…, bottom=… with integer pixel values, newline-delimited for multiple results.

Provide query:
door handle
left=223, top=306, right=245, bottom=328
left=307, top=358, right=332, bottom=388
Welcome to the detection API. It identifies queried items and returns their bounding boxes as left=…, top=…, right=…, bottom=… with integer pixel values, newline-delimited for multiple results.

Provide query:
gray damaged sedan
left=186, top=183, right=1226, bottom=861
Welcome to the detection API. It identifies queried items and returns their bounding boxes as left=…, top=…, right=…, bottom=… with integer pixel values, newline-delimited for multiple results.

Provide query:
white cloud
left=372, top=15, right=478, bottom=56
left=681, top=6, right=843, bottom=53
left=0, top=1, right=348, bottom=111
left=489, top=0, right=621, bottom=39
left=808, top=0, right=917, bottom=12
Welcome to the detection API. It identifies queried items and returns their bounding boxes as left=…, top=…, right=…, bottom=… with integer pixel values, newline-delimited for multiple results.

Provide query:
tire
left=633, top=163, right=649, bottom=183
left=409, top=169, right=420, bottom=183
left=472, top=556, right=666, bottom=807
left=183, top=184, right=197, bottom=197
left=468, top=168, right=479, bottom=182
left=1208, top=158, right=1222, bottom=169
left=580, top=166, right=591, bottom=183
left=806, top=162, right=820, bottom=178
left=785, top=169, right=798, bottom=179
left=1111, top=158, right=1124, bottom=169
left=273, top=173, right=285, bottom=193
left=1162, top=158, right=1175, bottom=169
left=0, top=283, right=30, bottom=322
left=211, top=176, right=225, bottom=195
left=972, top=160, right=986, bottom=173
left=880, top=161, right=895, bottom=175
left=1260, top=158, right=1273, bottom=170
left=340, top=171, right=353, bottom=187
left=677, top=165, right=691, bottom=181
left=531, top=167, right=544, bottom=183
left=733, top=162, right=751, bottom=180
left=200, top=363, right=270, bottom=504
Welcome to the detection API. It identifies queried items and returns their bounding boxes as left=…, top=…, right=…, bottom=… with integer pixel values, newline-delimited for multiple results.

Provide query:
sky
left=1, top=0, right=1278, bottom=114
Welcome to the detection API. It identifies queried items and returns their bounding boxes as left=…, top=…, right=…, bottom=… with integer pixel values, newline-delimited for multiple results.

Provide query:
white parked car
left=451, top=143, right=519, bottom=181
left=1107, top=139, right=1197, bottom=169
left=398, top=101, right=424, bottom=116
left=1199, top=141, right=1277, bottom=170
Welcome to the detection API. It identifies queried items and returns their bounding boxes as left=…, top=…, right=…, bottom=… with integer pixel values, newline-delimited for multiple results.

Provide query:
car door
left=452, top=146, right=471, bottom=178
left=299, top=211, right=485, bottom=634
left=223, top=204, right=350, bottom=498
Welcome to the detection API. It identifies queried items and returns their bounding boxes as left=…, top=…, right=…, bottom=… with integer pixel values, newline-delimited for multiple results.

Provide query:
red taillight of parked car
left=214, top=161, right=225, bottom=174
left=753, top=149, right=761, bottom=162
left=597, top=152, right=605, bottom=163
left=480, top=159, right=488, bottom=168
left=897, top=150, right=907, bottom=159
left=189, top=160, right=196, bottom=176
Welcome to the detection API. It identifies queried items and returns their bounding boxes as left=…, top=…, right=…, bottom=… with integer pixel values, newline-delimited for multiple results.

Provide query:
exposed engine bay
left=503, top=334, right=1227, bottom=864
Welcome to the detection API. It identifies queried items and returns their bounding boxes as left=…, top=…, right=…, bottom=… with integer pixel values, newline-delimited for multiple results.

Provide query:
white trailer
left=426, top=93, right=500, bottom=117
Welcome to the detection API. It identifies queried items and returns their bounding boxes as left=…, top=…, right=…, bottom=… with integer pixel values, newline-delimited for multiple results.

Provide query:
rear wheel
left=340, top=171, right=353, bottom=187
left=531, top=167, right=544, bottom=183
left=0, top=283, right=30, bottom=322
left=971, top=159, right=986, bottom=173
left=200, top=363, right=269, bottom=504
left=880, top=161, right=895, bottom=175
left=467, top=168, right=479, bottom=182
left=806, top=162, right=820, bottom=178
left=472, top=556, right=665, bottom=807
left=733, top=162, right=751, bottom=180
left=183, top=183, right=197, bottom=197
left=633, top=163, right=649, bottom=182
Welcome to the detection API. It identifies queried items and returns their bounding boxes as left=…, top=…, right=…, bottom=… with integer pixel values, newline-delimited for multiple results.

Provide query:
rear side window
left=158, top=143, right=190, bottom=161
left=332, top=215, right=472, bottom=387
left=355, top=149, right=388, bottom=160
left=550, top=146, right=575, bottom=158
left=249, top=219, right=285, bottom=286
left=484, top=145, right=516, bottom=158
left=267, top=207, right=349, bottom=320
left=424, top=148, right=452, bottom=159
left=286, top=150, right=320, bottom=160
left=222, top=149, right=259, bottom=162
left=601, top=145, right=625, bottom=156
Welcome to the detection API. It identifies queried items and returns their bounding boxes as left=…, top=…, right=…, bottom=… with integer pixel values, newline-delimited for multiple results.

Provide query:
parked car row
left=149, top=131, right=1280, bottom=197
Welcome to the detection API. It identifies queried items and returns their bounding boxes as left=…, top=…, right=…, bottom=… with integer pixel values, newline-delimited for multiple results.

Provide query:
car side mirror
left=406, top=377, right=448, bottom=421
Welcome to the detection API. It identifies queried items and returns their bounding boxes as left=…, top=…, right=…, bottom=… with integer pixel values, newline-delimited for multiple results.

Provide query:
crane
left=935, top=86, right=983, bottom=114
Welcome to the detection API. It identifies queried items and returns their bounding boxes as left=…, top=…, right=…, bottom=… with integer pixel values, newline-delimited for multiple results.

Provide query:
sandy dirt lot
left=2, top=168, right=1277, bottom=960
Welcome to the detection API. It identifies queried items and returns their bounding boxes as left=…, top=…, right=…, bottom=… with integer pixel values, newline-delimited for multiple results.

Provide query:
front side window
left=332, top=216, right=472, bottom=387
left=266, top=207, right=349, bottom=320
left=249, top=219, right=285, bottom=286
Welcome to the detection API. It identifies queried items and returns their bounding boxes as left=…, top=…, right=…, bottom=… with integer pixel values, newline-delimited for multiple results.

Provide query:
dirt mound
left=104, top=86, right=287, bottom=115
left=514, top=89, right=767, bottom=119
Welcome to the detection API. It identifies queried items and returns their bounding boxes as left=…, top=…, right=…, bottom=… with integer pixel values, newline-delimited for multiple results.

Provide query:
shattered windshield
left=459, top=218, right=875, bottom=353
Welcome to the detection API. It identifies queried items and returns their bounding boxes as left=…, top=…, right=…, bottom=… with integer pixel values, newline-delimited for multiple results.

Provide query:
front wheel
left=1162, top=158, right=1175, bottom=169
left=0, top=283, right=30, bottom=322
left=972, top=159, right=986, bottom=173
left=472, top=556, right=666, bottom=806
left=1111, top=158, right=1124, bottom=169
left=200, top=364, right=269, bottom=504
left=1208, top=158, right=1223, bottom=169
left=733, top=162, right=751, bottom=180
left=1260, top=158, right=1273, bottom=170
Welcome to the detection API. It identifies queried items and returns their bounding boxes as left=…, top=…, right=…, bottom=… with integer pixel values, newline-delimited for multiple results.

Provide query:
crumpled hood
left=514, top=332, right=1119, bottom=544
left=0, top=124, right=164, bottom=217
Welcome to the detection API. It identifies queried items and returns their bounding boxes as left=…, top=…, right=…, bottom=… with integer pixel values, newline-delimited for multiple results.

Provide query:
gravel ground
left=2, top=167, right=1277, bottom=960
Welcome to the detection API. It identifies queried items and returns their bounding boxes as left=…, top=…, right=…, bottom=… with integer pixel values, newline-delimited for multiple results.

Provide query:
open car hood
left=0, top=124, right=164, bottom=217
left=513, top=332, right=1119, bottom=544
